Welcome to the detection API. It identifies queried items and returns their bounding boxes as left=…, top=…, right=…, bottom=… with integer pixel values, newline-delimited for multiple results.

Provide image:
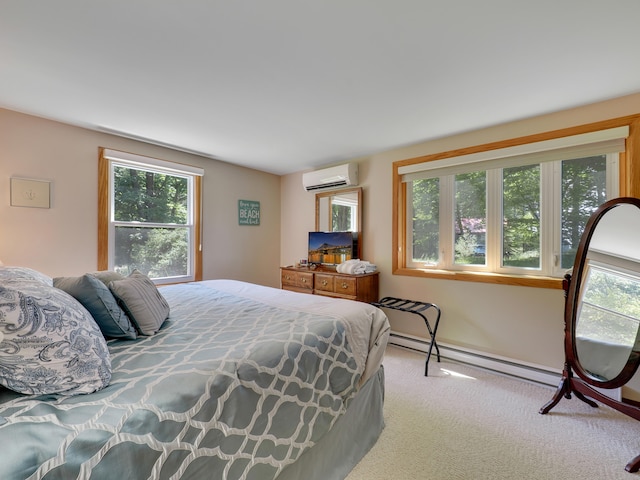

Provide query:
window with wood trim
left=393, top=116, right=640, bottom=289
left=98, top=148, right=203, bottom=284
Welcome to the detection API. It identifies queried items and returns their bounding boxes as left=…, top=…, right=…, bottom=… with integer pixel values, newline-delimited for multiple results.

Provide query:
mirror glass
left=575, top=203, right=640, bottom=382
left=316, top=187, right=362, bottom=233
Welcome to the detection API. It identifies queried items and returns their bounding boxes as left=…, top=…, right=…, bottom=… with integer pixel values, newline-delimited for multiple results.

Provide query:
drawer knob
left=302, top=278, right=307, bottom=283
left=321, top=280, right=328, bottom=286
left=341, top=282, right=348, bottom=289
left=285, top=276, right=291, bottom=280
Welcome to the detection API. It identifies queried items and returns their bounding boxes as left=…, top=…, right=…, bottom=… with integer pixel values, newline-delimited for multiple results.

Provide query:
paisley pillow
left=0, top=266, right=53, bottom=286
left=0, top=280, right=112, bottom=395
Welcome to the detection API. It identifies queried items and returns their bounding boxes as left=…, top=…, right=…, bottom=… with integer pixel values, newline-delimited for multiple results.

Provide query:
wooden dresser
left=280, top=266, right=379, bottom=303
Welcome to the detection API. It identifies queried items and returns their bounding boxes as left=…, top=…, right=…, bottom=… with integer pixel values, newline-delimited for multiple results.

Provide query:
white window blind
left=103, top=149, right=204, bottom=177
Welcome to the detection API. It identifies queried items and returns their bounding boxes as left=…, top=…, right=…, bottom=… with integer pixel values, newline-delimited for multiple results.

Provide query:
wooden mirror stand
left=540, top=197, right=640, bottom=473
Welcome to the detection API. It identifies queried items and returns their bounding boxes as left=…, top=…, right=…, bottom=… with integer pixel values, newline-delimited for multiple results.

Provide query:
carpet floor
left=345, top=345, right=640, bottom=480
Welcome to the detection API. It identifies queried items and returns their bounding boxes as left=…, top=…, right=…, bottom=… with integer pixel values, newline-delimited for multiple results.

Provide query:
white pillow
left=0, top=266, right=53, bottom=286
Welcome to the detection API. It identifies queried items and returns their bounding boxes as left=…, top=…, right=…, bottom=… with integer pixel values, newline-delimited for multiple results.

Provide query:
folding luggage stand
left=371, top=297, right=442, bottom=376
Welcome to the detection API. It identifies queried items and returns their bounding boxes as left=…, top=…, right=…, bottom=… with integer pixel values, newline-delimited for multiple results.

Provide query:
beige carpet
left=345, top=345, right=640, bottom=480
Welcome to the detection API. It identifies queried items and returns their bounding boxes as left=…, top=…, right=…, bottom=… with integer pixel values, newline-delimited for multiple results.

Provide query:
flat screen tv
left=308, top=231, right=358, bottom=266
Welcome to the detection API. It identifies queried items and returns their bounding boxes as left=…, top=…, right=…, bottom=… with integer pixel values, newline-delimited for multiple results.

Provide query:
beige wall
left=5, top=94, right=640, bottom=394
left=281, top=92, right=640, bottom=380
left=0, top=108, right=281, bottom=287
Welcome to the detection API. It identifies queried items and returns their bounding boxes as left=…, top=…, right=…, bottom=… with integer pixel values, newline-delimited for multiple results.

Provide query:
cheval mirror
left=540, top=197, right=640, bottom=472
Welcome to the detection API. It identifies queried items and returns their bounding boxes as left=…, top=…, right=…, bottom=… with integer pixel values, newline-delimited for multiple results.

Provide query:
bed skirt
left=278, top=365, right=385, bottom=480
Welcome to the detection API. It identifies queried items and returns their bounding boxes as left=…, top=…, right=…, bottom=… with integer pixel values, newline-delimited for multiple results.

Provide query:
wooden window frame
left=98, top=148, right=203, bottom=282
left=393, top=115, right=640, bottom=289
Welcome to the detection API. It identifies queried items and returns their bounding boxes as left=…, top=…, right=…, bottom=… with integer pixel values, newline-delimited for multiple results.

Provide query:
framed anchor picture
left=10, top=177, right=51, bottom=208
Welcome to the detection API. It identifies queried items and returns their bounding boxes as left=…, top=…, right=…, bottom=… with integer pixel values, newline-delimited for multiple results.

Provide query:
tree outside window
left=408, top=154, right=616, bottom=277
left=113, top=165, right=192, bottom=279
left=99, top=148, right=202, bottom=284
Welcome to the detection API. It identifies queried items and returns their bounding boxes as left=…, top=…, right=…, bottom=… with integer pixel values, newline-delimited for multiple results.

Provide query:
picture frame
left=238, top=199, right=260, bottom=225
left=10, top=177, right=51, bottom=208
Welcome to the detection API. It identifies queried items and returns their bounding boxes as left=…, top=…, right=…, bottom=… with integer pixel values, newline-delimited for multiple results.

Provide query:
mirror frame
left=566, top=197, right=640, bottom=389
left=315, top=187, right=362, bottom=258
left=540, top=197, right=640, bottom=473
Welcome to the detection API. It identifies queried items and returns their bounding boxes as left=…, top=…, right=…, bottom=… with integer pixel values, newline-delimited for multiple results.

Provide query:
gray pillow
left=91, top=270, right=125, bottom=286
left=109, top=271, right=170, bottom=335
left=0, top=280, right=112, bottom=395
left=54, top=274, right=137, bottom=340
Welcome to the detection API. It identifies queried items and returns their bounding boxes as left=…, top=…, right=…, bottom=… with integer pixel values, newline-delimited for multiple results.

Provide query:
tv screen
left=308, top=231, right=358, bottom=266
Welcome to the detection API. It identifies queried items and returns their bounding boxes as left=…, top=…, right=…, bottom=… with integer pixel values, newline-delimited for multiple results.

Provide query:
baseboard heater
left=389, top=332, right=624, bottom=401
left=389, top=331, right=562, bottom=387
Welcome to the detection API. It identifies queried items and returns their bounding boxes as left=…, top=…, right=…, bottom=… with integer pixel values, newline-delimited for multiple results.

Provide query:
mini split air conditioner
left=302, top=163, right=358, bottom=191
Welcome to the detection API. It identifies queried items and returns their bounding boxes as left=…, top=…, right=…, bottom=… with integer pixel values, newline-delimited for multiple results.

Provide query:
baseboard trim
left=389, top=331, right=562, bottom=387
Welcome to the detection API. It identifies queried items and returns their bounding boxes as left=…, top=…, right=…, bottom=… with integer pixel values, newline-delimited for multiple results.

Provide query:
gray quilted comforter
left=0, top=279, right=390, bottom=480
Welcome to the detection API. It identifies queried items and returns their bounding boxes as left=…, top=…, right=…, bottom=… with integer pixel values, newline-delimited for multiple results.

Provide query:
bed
left=0, top=268, right=390, bottom=480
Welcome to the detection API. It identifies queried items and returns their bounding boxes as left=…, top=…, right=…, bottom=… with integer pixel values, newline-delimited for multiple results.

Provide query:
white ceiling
left=2, top=1, right=640, bottom=175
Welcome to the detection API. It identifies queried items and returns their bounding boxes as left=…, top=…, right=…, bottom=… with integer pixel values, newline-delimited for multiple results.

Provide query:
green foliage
left=332, top=204, right=352, bottom=231
left=454, top=172, right=486, bottom=265
left=454, top=233, right=477, bottom=258
left=113, top=165, right=190, bottom=278
left=502, top=164, right=540, bottom=267
left=560, top=156, right=606, bottom=269
left=578, top=268, right=640, bottom=345
left=454, top=171, right=486, bottom=227
left=114, top=227, right=188, bottom=278
left=410, top=155, right=608, bottom=270
left=454, top=233, right=485, bottom=265
left=412, top=178, right=439, bottom=263
left=113, top=166, right=188, bottom=224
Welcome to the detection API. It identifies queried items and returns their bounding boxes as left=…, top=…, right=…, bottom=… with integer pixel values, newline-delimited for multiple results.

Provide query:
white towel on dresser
left=337, top=259, right=377, bottom=274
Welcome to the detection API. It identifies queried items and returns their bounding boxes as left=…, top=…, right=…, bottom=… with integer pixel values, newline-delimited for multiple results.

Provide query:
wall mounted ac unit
left=302, top=163, right=358, bottom=191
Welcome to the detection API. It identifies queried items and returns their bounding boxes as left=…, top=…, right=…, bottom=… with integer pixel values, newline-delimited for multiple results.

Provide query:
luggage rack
left=371, top=297, right=441, bottom=376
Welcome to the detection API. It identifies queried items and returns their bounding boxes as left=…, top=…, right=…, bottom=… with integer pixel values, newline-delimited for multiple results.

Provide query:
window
left=98, top=149, right=203, bottom=284
left=394, top=121, right=637, bottom=288
left=332, top=193, right=358, bottom=231
left=578, top=262, right=640, bottom=348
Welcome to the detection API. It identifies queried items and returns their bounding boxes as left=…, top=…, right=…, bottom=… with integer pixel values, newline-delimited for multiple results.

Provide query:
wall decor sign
left=10, top=177, right=51, bottom=208
left=238, top=200, right=260, bottom=225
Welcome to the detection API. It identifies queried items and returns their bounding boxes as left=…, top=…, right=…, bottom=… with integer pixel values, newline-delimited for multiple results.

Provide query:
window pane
left=113, top=166, right=188, bottom=224
left=560, top=155, right=607, bottom=269
left=332, top=204, right=354, bottom=231
left=503, top=165, right=540, bottom=268
left=454, top=172, right=486, bottom=265
left=114, top=226, right=189, bottom=278
left=578, top=266, right=640, bottom=347
left=412, top=178, right=440, bottom=264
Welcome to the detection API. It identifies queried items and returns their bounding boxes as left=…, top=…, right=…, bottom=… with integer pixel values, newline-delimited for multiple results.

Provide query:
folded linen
left=337, top=259, right=377, bottom=275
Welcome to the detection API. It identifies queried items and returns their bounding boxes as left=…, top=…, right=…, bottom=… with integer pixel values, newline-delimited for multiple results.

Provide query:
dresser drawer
left=281, top=269, right=313, bottom=291
left=333, top=276, right=357, bottom=296
left=280, top=267, right=378, bottom=303
left=314, top=273, right=335, bottom=293
left=295, top=271, right=314, bottom=290
left=281, top=270, right=297, bottom=288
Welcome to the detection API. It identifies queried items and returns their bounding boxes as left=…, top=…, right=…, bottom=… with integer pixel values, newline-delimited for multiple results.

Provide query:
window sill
left=393, top=267, right=564, bottom=289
